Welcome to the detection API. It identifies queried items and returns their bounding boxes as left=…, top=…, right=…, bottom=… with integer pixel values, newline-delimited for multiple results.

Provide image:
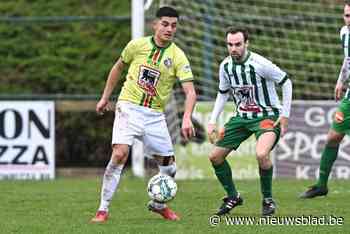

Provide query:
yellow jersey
left=118, top=36, right=193, bottom=112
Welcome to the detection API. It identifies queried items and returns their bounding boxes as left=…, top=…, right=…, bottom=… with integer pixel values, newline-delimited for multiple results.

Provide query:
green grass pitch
left=0, top=172, right=348, bottom=234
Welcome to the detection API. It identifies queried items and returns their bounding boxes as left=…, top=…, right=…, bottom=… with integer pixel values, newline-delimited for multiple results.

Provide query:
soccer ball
left=147, top=174, right=177, bottom=203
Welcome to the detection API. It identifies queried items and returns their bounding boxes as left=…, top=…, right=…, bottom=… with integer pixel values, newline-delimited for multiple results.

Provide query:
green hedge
left=0, top=0, right=130, bottom=95
left=0, top=1, right=131, bottom=166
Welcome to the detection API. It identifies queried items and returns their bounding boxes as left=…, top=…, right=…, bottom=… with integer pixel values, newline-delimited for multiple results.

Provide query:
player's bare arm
left=181, top=81, right=197, bottom=141
left=96, top=58, right=125, bottom=114
left=335, top=57, right=350, bottom=101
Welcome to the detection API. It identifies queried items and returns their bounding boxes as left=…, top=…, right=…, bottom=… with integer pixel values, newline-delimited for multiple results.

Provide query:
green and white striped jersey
left=340, top=25, right=350, bottom=99
left=340, top=25, right=350, bottom=57
left=219, top=51, right=288, bottom=119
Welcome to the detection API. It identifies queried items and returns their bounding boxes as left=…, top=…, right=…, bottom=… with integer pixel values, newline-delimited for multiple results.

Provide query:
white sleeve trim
left=209, top=92, right=230, bottom=124
left=281, top=79, right=292, bottom=118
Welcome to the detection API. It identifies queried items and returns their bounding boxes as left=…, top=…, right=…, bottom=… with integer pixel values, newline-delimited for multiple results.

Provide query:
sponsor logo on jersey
left=233, top=86, right=262, bottom=113
left=138, top=65, right=161, bottom=96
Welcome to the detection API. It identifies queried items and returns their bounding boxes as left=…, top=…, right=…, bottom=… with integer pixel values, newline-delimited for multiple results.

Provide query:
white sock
left=98, top=160, right=124, bottom=212
left=150, top=200, right=166, bottom=210
left=158, top=163, right=176, bottom=177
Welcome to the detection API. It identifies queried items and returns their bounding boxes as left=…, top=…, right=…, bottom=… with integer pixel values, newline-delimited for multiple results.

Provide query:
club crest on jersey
left=182, top=64, right=191, bottom=73
left=163, top=58, right=172, bottom=68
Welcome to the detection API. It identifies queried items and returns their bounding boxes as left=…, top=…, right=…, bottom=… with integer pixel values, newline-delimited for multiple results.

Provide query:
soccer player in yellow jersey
left=90, top=7, right=196, bottom=223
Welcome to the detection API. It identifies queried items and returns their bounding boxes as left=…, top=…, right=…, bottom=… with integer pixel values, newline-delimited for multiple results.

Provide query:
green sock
left=212, top=160, right=238, bottom=197
left=316, top=144, right=339, bottom=188
left=259, top=166, right=273, bottom=198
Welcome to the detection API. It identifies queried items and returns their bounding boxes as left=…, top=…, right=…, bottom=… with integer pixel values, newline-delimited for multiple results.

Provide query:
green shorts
left=216, top=115, right=281, bottom=150
left=331, top=98, right=350, bottom=135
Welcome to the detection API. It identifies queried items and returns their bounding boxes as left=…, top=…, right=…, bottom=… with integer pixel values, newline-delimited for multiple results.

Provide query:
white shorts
left=112, top=101, right=174, bottom=156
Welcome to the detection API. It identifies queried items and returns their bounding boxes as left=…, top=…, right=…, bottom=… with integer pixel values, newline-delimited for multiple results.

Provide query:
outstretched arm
left=96, top=58, right=125, bottom=114
left=181, top=81, right=197, bottom=141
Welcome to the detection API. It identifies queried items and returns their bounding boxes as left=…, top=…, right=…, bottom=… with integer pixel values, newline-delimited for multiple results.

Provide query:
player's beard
left=231, top=53, right=243, bottom=62
left=232, top=50, right=247, bottom=62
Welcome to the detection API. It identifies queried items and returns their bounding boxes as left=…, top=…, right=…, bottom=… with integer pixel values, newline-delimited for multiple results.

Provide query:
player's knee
left=326, top=130, right=344, bottom=146
left=256, top=153, right=271, bottom=169
left=158, top=162, right=176, bottom=178
left=326, top=136, right=343, bottom=146
left=111, top=147, right=129, bottom=165
left=256, top=149, right=270, bottom=160
left=209, top=152, right=223, bottom=165
left=256, top=153, right=269, bottom=166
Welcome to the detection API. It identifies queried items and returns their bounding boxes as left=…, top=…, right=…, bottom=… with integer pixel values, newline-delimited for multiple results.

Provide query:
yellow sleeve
left=175, top=50, right=194, bottom=82
left=120, top=40, right=136, bottom=64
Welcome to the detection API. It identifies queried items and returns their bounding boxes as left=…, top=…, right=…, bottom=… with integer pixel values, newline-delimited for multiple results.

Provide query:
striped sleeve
left=340, top=26, right=346, bottom=42
left=278, top=75, right=289, bottom=85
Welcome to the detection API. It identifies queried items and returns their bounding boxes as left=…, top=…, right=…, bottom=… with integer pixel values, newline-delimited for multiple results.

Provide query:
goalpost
left=130, top=0, right=157, bottom=177
left=133, top=0, right=347, bottom=179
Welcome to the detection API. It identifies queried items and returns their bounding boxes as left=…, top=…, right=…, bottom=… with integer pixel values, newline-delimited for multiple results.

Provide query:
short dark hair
left=225, top=27, right=249, bottom=42
left=156, top=6, right=179, bottom=18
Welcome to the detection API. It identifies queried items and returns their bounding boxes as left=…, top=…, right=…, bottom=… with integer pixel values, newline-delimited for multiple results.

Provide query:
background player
left=300, top=2, right=350, bottom=199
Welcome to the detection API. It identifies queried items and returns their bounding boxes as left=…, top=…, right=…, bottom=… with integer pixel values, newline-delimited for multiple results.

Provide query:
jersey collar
left=150, top=36, right=172, bottom=49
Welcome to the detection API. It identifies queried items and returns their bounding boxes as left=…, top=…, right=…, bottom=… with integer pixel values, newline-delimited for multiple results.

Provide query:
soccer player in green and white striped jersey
left=207, top=27, right=292, bottom=216
left=300, top=2, right=350, bottom=199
